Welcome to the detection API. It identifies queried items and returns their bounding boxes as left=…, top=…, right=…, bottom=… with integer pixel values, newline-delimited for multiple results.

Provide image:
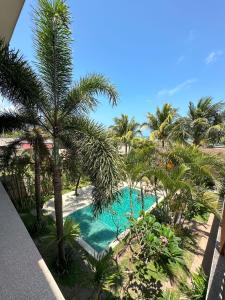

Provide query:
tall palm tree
left=144, top=103, right=177, bottom=147
left=0, top=0, right=121, bottom=269
left=110, top=114, right=141, bottom=154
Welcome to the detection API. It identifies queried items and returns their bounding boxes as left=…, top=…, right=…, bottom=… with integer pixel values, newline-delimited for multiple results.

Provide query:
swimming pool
left=67, top=187, right=156, bottom=253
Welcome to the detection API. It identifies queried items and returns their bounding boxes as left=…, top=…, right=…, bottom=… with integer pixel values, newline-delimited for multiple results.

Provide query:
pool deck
left=44, top=186, right=93, bottom=218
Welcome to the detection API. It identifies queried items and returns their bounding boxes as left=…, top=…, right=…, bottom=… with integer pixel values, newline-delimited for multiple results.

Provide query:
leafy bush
left=42, top=218, right=80, bottom=259
left=130, top=214, right=185, bottom=279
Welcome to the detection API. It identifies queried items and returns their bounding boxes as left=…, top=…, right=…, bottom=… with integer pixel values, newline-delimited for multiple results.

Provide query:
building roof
left=0, top=0, right=25, bottom=43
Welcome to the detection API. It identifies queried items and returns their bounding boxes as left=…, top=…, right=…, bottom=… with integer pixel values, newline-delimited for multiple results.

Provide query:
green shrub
left=181, top=268, right=207, bottom=300
left=130, top=214, right=185, bottom=279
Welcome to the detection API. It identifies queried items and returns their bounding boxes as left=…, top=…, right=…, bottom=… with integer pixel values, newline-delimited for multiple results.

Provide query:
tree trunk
left=52, top=135, right=66, bottom=269
left=75, top=174, right=81, bottom=196
left=162, top=139, right=165, bottom=148
left=125, top=143, right=128, bottom=155
left=154, top=176, right=159, bottom=206
left=34, top=137, right=41, bottom=224
left=129, top=186, right=133, bottom=216
left=140, top=186, right=144, bottom=210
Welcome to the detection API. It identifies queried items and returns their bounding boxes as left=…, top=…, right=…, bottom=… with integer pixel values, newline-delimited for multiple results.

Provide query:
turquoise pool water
left=67, top=187, right=156, bottom=252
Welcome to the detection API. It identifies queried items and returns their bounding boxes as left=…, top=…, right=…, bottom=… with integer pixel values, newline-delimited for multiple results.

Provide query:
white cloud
left=177, top=55, right=185, bottom=64
left=205, top=50, right=224, bottom=64
left=158, top=79, right=197, bottom=97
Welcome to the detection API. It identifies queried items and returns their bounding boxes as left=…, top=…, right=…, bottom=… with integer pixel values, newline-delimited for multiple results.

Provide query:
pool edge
left=76, top=193, right=165, bottom=260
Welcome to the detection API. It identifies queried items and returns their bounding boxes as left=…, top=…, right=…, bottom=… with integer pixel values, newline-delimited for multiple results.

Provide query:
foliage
left=156, top=143, right=223, bottom=224
left=159, top=289, right=180, bottom=300
left=20, top=212, right=54, bottom=237
left=124, top=267, right=162, bottom=300
left=129, top=214, right=185, bottom=280
left=90, top=251, right=123, bottom=299
left=171, top=97, right=225, bottom=145
left=110, top=114, right=141, bottom=154
left=144, top=103, right=177, bottom=147
left=0, top=0, right=121, bottom=267
left=42, top=218, right=80, bottom=255
left=181, top=268, right=207, bottom=300
left=173, top=226, right=198, bottom=252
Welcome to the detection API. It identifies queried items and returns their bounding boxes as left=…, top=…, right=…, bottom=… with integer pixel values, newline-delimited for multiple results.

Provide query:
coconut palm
left=110, top=114, right=141, bottom=154
left=171, top=97, right=225, bottom=145
left=144, top=103, right=177, bottom=147
left=125, top=140, right=160, bottom=209
left=0, top=0, right=121, bottom=269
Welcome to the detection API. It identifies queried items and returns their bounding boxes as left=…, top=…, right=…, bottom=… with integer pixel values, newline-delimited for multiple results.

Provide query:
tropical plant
left=124, top=148, right=146, bottom=213
left=124, top=266, right=162, bottom=300
left=129, top=214, right=185, bottom=280
left=144, top=103, right=177, bottom=147
left=90, top=251, right=123, bottom=300
left=42, top=218, right=80, bottom=250
left=159, top=289, right=180, bottom=300
left=62, top=150, right=83, bottom=196
left=181, top=268, right=207, bottom=300
left=0, top=0, right=121, bottom=269
left=110, top=114, right=141, bottom=154
left=0, top=121, right=50, bottom=224
left=171, top=97, right=225, bottom=145
left=152, top=143, right=224, bottom=225
left=124, top=140, right=161, bottom=211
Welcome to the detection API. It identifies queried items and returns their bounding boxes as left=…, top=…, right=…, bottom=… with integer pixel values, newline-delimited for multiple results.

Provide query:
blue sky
left=5, top=0, right=225, bottom=127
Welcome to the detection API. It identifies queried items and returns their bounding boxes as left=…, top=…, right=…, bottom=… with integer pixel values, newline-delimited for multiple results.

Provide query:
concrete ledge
left=0, top=182, right=65, bottom=300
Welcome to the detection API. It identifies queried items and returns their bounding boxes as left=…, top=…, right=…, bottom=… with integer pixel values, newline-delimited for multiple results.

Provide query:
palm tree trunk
left=154, top=176, right=159, bottom=206
left=129, top=186, right=133, bottom=215
left=52, top=135, right=66, bottom=269
left=75, top=174, right=81, bottom=196
left=140, top=186, right=144, bottom=210
left=34, top=137, right=41, bottom=224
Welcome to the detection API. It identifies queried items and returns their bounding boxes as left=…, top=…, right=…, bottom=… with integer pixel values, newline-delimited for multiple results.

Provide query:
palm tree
left=156, top=143, right=225, bottom=224
left=0, top=0, right=121, bottom=269
left=0, top=110, right=49, bottom=224
left=110, top=114, right=141, bottom=154
left=171, top=97, right=225, bottom=145
left=144, top=103, right=177, bottom=147
left=125, top=140, right=160, bottom=209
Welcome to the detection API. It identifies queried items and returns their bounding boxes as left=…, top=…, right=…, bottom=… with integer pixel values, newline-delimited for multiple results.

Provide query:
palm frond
left=0, top=137, right=24, bottom=168
left=62, top=73, right=119, bottom=117
left=33, top=0, right=72, bottom=108
left=61, top=117, right=123, bottom=213
left=0, top=39, right=44, bottom=110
